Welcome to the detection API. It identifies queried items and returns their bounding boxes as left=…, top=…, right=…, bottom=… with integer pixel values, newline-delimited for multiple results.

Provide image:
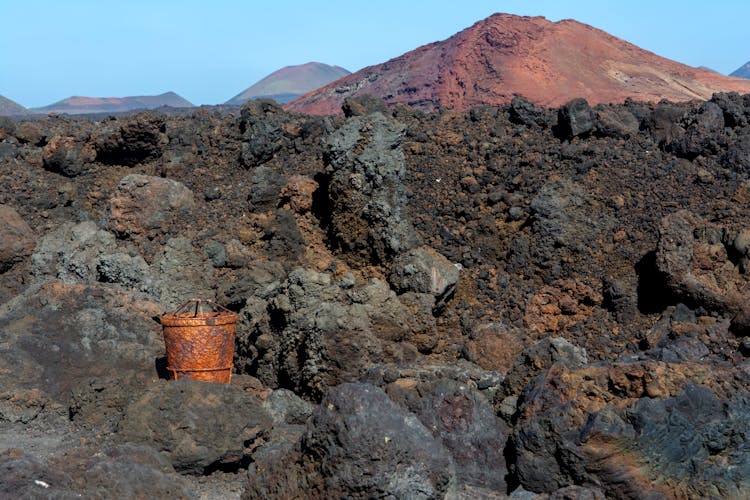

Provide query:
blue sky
left=2, top=1, right=749, bottom=107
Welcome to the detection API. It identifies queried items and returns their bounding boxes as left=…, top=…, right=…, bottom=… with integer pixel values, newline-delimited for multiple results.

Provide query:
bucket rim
left=160, top=310, right=238, bottom=327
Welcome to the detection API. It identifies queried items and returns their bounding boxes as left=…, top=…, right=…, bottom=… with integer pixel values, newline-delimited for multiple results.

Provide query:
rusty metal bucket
left=159, top=299, right=237, bottom=384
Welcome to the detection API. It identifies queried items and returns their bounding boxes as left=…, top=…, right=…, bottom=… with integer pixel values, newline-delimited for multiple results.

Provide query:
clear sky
left=2, top=0, right=749, bottom=107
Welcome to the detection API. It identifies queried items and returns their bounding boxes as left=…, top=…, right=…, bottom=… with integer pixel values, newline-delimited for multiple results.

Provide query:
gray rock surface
left=237, top=268, right=431, bottom=396
left=262, top=388, right=314, bottom=426
left=0, top=444, right=193, bottom=498
left=0, top=282, right=163, bottom=403
left=557, top=98, right=595, bottom=139
left=389, top=245, right=460, bottom=299
left=116, top=379, right=272, bottom=474
left=97, top=251, right=159, bottom=296
left=154, top=237, right=215, bottom=309
left=302, top=383, right=455, bottom=498
left=31, top=220, right=117, bottom=284
left=327, top=111, right=420, bottom=266
left=503, top=337, right=587, bottom=397
left=385, top=378, right=509, bottom=492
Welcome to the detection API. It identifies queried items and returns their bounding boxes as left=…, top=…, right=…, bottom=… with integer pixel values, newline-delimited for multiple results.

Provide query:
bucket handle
left=167, top=298, right=232, bottom=317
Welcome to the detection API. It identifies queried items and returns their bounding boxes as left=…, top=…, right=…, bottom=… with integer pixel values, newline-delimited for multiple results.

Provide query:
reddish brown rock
left=288, top=14, right=750, bottom=115
left=278, top=175, right=317, bottom=214
left=0, top=205, right=35, bottom=272
left=463, top=322, right=524, bottom=373
left=524, top=278, right=602, bottom=333
left=110, top=174, right=195, bottom=238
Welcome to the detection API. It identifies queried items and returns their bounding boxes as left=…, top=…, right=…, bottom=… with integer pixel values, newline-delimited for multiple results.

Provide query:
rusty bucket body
left=159, top=300, right=237, bottom=384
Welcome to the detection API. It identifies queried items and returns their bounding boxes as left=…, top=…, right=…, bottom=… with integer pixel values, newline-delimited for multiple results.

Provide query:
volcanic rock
left=288, top=14, right=750, bottom=114
left=556, top=98, right=596, bottom=139
left=94, top=112, right=168, bottom=165
left=0, top=445, right=193, bottom=498
left=383, top=377, right=509, bottom=492
left=326, top=110, right=419, bottom=266
left=463, top=322, right=525, bottom=373
left=0, top=282, right=163, bottom=403
left=0, top=205, right=35, bottom=272
left=389, top=245, right=460, bottom=299
left=238, top=100, right=289, bottom=167
left=593, top=104, right=640, bottom=139
left=31, top=221, right=118, bottom=284
left=42, top=135, right=96, bottom=176
left=116, top=379, right=272, bottom=474
left=302, top=383, right=455, bottom=497
left=511, top=361, right=750, bottom=497
left=153, top=237, right=215, bottom=309
left=235, top=268, right=438, bottom=396
left=503, top=337, right=588, bottom=398
left=654, top=210, right=750, bottom=320
left=109, top=174, right=195, bottom=238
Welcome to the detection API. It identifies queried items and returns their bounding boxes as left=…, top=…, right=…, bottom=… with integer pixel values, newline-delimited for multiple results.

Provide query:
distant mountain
left=0, top=95, right=27, bottom=116
left=731, top=61, right=750, bottom=79
left=34, top=91, right=194, bottom=114
left=226, top=62, right=350, bottom=105
left=288, top=14, right=750, bottom=115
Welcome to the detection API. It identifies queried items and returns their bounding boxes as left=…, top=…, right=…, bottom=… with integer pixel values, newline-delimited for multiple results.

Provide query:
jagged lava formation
left=288, top=13, right=750, bottom=114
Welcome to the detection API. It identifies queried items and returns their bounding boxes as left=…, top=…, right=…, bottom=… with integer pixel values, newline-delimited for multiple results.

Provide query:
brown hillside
left=287, top=13, right=750, bottom=114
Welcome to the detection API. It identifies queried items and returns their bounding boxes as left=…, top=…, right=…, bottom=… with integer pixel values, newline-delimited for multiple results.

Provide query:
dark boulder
left=95, top=112, right=168, bottom=166
left=302, top=383, right=456, bottom=498
left=671, top=101, right=726, bottom=158
left=42, top=135, right=96, bottom=176
left=238, top=99, right=289, bottom=167
left=723, top=131, right=750, bottom=174
left=556, top=98, right=595, bottom=139
left=710, top=92, right=747, bottom=128
left=385, top=378, right=509, bottom=492
left=509, top=96, right=549, bottom=129
left=594, top=105, right=640, bottom=139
